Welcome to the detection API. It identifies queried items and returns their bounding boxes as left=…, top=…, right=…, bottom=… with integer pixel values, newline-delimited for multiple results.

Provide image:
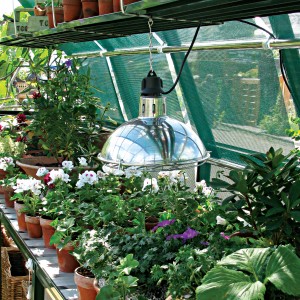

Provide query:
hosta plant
left=196, top=245, right=300, bottom=299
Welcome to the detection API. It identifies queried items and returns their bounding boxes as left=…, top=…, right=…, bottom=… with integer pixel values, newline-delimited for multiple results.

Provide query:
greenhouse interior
left=0, top=0, right=300, bottom=299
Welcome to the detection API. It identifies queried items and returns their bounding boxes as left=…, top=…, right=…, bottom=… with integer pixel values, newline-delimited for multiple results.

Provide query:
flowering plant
left=24, top=50, right=114, bottom=163
left=11, top=177, right=45, bottom=215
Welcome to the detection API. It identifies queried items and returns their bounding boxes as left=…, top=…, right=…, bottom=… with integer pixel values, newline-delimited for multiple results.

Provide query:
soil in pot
left=75, top=266, right=97, bottom=300
left=25, top=215, right=42, bottom=238
left=14, top=201, right=27, bottom=232
left=113, top=0, right=139, bottom=12
left=46, top=6, right=64, bottom=28
left=99, top=0, right=113, bottom=15
left=63, top=0, right=82, bottom=21
left=40, top=216, right=56, bottom=249
left=82, top=0, right=99, bottom=18
left=56, top=243, right=80, bottom=273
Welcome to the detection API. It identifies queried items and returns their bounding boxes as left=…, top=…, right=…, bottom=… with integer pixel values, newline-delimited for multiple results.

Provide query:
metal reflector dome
left=98, top=71, right=210, bottom=170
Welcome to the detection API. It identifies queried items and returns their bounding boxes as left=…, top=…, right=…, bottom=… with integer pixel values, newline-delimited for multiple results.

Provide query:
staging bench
left=0, top=195, right=78, bottom=300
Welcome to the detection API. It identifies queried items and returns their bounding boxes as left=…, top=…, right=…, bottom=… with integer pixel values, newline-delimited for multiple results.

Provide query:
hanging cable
left=148, top=18, right=154, bottom=73
left=161, top=23, right=201, bottom=95
left=238, top=19, right=293, bottom=95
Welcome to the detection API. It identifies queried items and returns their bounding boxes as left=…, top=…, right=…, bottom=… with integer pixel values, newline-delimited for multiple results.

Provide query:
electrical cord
left=162, top=23, right=201, bottom=95
left=238, top=19, right=292, bottom=94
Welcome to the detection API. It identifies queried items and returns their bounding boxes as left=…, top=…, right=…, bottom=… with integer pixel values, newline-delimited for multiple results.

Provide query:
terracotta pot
left=93, top=278, right=100, bottom=295
left=14, top=201, right=27, bottom=232
left=34, top=5, right=46, bottom=16
left=81, top=0, right=99, bottom=18
left=56, top=242, right=79, bottom=273
left=1, top=186, right=14, bottom=208
left=0, top=169, right=8, bottom=180
left=46, top=6, right=64, bottom=28
left=75, top=267, right=97, bottom=300
left=40, top=217, right=56, bottom=249
left=113, top=0, right=139, bottom=12
left=63, top=0, right=82, bottom=21
left=16, top=156, right=63, bottom=180
left=25, top=215, right=42, bottom=238
left=98, top=0, right=113, bottom=15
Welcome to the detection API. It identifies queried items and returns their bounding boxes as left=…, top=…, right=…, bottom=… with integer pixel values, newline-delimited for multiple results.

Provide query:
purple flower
left=65, top=59, right=72, bottom=68
left=166, top=227, right=199, bottom=242
left=201, top=241, right=210, bottom=246
left=220, top=232, right=230, bottom=240
left=152, top=219, right=176, bottom=232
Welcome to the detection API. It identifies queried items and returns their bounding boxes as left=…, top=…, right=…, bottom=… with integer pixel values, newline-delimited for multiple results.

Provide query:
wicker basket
left=1, top=247, right=30, bottom=300
left=1, top=226, right=15, bottom=247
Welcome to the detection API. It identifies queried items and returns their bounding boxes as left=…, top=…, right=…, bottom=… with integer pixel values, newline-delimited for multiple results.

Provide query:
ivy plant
left=196, top=245, right=300, bottom=299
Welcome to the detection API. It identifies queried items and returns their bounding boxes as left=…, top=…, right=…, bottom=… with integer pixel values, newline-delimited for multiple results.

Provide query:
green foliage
left=196, top=246, right=300, bottom=299
left=213, top=147, right=300, bottom=249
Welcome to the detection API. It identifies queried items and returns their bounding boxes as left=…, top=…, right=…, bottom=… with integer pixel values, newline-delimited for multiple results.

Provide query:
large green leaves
left=265, top=246, right=300, bottom=296
left=196, top=267, right=265, bottom=300
left=197, top=246, right=300, bottom=299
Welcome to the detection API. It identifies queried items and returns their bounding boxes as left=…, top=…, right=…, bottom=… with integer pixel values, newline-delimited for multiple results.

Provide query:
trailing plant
left=213, top=147, right=300, bottom=250
left=196, top=245, right=300, bottom=299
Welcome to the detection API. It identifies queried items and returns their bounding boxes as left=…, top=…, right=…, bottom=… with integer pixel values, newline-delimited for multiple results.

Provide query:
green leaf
left=289, top=181, right=300, bottom=202
left=265, top=245, right=300, bottom=296
left=265, top=207, right=285, bottom=217
left=120, top=275, right=139, bottom=287
left=290, top=211, right=300, bottom=222
left=218, top=248, right=271, bottom=279
left=96, top=285, right=120, bottom=300
left=196, top=267, right=265, bottom=300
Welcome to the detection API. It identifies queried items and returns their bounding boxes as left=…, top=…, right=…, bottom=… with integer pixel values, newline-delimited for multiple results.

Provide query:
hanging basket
left=1, top=247, right=30, bottom=300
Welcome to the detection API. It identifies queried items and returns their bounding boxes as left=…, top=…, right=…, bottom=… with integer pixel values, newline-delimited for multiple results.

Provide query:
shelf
left=0, top=0, right=300, bottom=48
left=0, top=197, right=78, bottom=300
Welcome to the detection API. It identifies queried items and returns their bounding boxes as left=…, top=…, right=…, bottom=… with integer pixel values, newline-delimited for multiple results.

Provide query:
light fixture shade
left=99, top=115, right=209, bottom=169
left=99, top=71, right=210, bottom=170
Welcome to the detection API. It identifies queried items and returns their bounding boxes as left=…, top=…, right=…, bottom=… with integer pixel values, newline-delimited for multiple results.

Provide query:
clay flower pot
left=34, top=5, right=46, bottom=16
left=40, top=216, right=56, bottom=249
left=113, top=0, right=139, bottom=12
left=63, top=0, right=82, bottom=22
left=0, top=169, right=8, bottom=180
left=25, top=215, right=42, bottom=238
left=98, top=0, right=113, bottom=15
left=74, top=267, right=97, bottom=300
left=93, top=278, right=100, bottom=295
left=81, top=0, right=99, bottom=18
left=56, top=242, right=80, bottom=273
left=46, top=6, right=64, bottom=28
left=0, top=186, right=15, bottom=208
left=14, top=201, right=27, bottom=232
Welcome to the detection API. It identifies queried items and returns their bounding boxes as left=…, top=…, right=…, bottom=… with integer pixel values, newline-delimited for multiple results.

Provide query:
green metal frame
left=0, top=208, right=65, bottom=300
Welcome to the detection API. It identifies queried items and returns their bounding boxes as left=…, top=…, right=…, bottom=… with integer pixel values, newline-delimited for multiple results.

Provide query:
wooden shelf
left=0, top=0, right=300, bottom=48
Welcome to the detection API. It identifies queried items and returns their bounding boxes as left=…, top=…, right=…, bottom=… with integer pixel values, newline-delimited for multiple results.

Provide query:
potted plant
left=82, top=0, right=99, bottom=18
left=21, top=50, right=112, bottom=167
left=62, top=0, right=82, bottom=22
left=12, top=177, right=45, bottom=238
left=45, top=0, right=64, bottom=28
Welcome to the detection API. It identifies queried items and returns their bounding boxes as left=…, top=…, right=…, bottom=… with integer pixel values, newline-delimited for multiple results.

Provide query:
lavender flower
left=65, top=59, right=72, bottom=68
left=166, top=227, right=199, bottom=242
left=151, top=219, right=176, bottom=232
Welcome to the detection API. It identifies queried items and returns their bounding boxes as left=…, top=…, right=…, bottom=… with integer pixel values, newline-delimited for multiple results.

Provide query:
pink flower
left=16, top=113, right=26, bottom=123
left=220, top=232, right=230, bottom=240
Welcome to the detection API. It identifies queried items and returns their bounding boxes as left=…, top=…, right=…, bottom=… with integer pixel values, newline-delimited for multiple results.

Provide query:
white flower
left=194, top=180, right=207, bottom=192
left=62, top=161, right=74, bottom=171
left=13, top=178, right=44, bottom=195
left=76, top=170, right=98, bottom=188
left=102, top=165, right=124, bottom=176
left=158, top=171, right=170, bottom=178
left=0, top=157, right=15, bottom=171
left=142, top=178, right=159, bottom=193
left=78, top=157, right=88, bottom=167
left=202, top=186, right=213, bottom=197
left=48, top=169, right=70, bottom=185
left=124, top=166, right=142, bottom=178
left=216, top=216, right=227, bottom=226
left=36, top=167, right=49, bottom=177
left=237, top=216, right=251, bottom=227
left=170, top=170, right=186, bottom=184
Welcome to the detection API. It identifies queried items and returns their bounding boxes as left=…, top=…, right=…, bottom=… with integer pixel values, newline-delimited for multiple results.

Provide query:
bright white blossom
left=76, top=170, right=98, bottom=188
left=0, top=157, right=15, bottom=171
left=237, top=216, right=251, bottom=227
left=48, top=169, right=70, bottom=185
left=169, top=170, right=186, bottom=184
left=97, top=171, right=106, bottom=179
left=62, top=161, right=74, bottom=171
left=194, top=180, right=207, bottom=192
left=13, top=178, right=44, bottom=195
left=202, top=186, right=213, bottom=197
left=78, top=157, right=88, bottom=167
left=216, top=216, right=227, bottom=226
left=102, top=165, right=124, bottom=176
left=124, top=166, right=142, bottom=178
left=36, top=167, right=49, bottom=177
left=142, top=178, right=159, bottom=193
